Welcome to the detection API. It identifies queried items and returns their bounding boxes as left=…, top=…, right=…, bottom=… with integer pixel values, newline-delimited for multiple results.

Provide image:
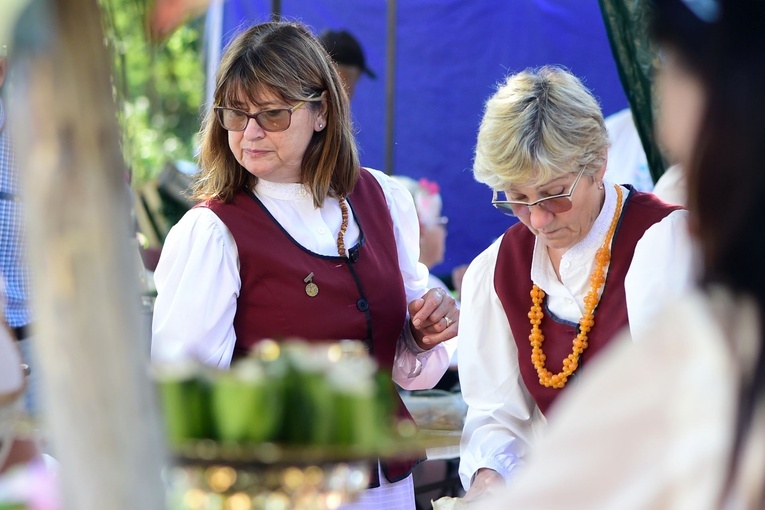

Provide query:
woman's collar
left=254, top=179, right=312, bottom=201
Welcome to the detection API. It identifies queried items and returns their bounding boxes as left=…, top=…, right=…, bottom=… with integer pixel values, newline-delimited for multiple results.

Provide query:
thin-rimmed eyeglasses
left=492, top=166, right=587, bottom=217
left=214, top=100, right=310, bottom=133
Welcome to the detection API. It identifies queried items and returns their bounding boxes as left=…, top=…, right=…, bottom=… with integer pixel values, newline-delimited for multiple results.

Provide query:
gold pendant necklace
left=304, top=272, right=319, bottom=297
left=302, top=197, right=349, bottom=299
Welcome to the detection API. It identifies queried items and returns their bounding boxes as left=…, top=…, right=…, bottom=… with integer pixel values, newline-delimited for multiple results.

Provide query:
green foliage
left=100, top=0, right=205, bottom=187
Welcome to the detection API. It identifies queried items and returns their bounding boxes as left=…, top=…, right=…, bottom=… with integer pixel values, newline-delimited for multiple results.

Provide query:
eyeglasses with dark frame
left=492, top=166, right=587, bottom=218
left=214, top=100, right=310, bottom=133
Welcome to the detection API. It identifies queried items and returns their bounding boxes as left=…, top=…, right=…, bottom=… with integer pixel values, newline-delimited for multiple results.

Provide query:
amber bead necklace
left=529, top=184, right=623, bottom=389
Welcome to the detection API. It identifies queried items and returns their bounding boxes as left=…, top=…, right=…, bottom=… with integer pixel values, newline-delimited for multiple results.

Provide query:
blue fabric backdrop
left=207, top=0, right=628, bottom=277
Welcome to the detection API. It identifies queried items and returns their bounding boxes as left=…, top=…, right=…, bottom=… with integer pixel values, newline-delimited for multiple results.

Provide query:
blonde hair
left=194, top=21, right=359, bottom=207
left=473, top=66, right=609, bottom=190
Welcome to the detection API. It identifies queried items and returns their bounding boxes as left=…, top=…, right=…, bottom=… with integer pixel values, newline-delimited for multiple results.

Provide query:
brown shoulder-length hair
left=193, top=21, right=359, bottom=207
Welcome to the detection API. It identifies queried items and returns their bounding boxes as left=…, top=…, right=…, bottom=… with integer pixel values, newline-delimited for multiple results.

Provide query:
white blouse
left=151, top=168, right=452, bottom=390
left=472, top=287, right=765, bottom=509
left=458, top=182, right=697, bottom=488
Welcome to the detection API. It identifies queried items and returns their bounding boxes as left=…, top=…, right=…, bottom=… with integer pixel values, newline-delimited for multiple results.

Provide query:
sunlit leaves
left=100, top=0, right=204, bottom=186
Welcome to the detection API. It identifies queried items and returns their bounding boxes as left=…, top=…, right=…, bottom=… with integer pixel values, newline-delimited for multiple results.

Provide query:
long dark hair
left=652, top=0, right=765, bottom=504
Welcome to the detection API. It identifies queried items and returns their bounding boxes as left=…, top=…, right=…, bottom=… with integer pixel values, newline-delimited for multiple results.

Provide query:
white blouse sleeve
left=151, top=208, right=241, bottom=369
left=458, top=236, right=545, bottom=489
left=366, top=168, right=451, bottom=388
left=366, top=168, right=430, bottom=302
left=625, top=209, right=697, bottom=341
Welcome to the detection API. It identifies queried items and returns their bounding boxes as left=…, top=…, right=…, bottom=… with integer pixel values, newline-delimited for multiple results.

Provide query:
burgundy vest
left=495, top=188, right=682, bottom=415
left=201, top=168, right=419, bottom=484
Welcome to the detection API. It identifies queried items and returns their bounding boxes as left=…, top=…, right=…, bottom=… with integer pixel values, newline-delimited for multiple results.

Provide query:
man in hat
left=318, top=29, right=376, bottom=99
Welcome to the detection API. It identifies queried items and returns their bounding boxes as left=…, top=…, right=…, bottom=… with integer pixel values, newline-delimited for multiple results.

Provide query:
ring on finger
left=444, top=316, right=454, bottom=327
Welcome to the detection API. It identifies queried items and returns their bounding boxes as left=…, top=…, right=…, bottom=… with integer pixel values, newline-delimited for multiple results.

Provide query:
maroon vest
left=201, top=168, right=419, bottom=484
left=495, top=188, right=682, bottom=415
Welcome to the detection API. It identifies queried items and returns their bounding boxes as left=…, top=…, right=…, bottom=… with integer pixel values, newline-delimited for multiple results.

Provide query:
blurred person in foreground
left=0, top=45, right=35, bottom=417
left=151, top=21, right=458, bottom=509
left=318, top=29, right=375, bottom=100
left=457, top=65, right=694, bottom=500
left=468, top=0, right=765, bottom=507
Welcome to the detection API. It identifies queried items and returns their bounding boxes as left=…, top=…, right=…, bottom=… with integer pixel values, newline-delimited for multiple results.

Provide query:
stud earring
left=597, top=182, right=604, bottom=190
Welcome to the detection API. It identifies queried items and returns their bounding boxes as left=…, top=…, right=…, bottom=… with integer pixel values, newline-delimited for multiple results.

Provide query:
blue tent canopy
left=205, top=0, right=628, bottom=277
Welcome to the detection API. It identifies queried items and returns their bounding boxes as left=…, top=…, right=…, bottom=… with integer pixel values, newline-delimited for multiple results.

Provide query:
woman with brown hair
left=151, top=21, right=459, bottom=509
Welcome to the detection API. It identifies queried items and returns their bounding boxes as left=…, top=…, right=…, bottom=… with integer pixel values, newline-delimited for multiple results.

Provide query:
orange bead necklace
left=529, top=184, right=623, bottom=389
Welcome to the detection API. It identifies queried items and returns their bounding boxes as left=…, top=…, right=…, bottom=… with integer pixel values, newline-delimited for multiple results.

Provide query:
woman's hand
left=408, top=287, right=459, bottom=350
left=463, top=468, right=505, bottom=502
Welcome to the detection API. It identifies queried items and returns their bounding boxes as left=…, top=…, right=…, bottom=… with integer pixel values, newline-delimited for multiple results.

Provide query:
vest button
left=357, top=299, right=369, bottom=312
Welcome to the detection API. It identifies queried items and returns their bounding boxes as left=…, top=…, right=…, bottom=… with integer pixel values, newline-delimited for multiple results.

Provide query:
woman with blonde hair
left=458, top=65, right=694, bottom=500
left=466, top=1, right=765, bottom=507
